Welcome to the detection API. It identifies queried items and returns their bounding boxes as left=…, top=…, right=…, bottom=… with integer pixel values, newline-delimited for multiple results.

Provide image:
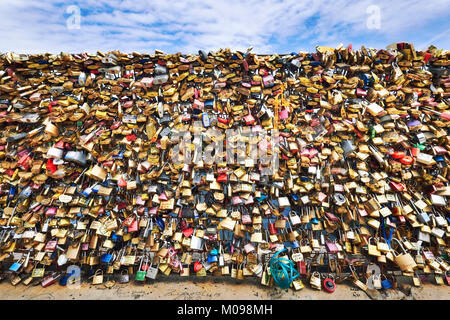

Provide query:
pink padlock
left=232, top=196, right=242, bottom=205
left=300, top=149, right=311, bottom=157
left=193, top=99, right=204, bottom=110
left=279, top=108, right=289, bottom=120
left=135, top=196, right=146, bottom=206
left=45, top=207, right=57, bottom=216
left=263, top=75, right=274, bottom=87
left=317, top=192, right=327, bottom=202
left=159, top=193, right=168, bottom=201
left=309, top=148, right=319, bottom=158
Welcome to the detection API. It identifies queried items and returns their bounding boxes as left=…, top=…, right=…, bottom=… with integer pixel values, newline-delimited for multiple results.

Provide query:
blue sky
left=0, top=0, right=449, bottom=54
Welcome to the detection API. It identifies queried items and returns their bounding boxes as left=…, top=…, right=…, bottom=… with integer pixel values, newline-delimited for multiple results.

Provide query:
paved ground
left=0, top=277, right=448, bottom=300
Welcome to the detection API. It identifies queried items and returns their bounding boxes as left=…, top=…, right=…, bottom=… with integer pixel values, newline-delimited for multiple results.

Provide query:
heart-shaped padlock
left=182, top=228, right=194, bottom=237
left=323, top=275, right=336, bottom=293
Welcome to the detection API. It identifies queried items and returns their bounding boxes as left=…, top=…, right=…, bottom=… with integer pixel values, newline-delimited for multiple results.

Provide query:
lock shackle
left=391, top=237, right=407, bottom=254
left=348, top=264, right=358, bottom=279
left=94, top=269, right=103, bottom=276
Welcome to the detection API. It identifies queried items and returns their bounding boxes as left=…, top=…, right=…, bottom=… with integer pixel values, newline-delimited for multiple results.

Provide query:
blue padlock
left=9, top=261, right=22, bottom=272
left=59, top=271, right=73, bottom=286
left=81, top=185, right=93, bottom=197
left=207, top=254, right=218, bottom=263
left=50, top=251, right=58, bottom=260
left=381, top=279, right=392, bottom=289
left=156, top=218, right=165, bottom=231
left=91, top=184, right=100, bottom=194
left=8, top=186, right=16, bottom=199
left=111, top=232, right=121, bottom=241
left=112, top=151, right=124, bottom=159
left=283, top=241, right=293, bottom=248
left=256, top=194, right=267, bottom=202
left=204, top=100, right=214, bottom=108
left=101, top=252, right=113, bottom=263
left=202, top=112, right=211, bottom=128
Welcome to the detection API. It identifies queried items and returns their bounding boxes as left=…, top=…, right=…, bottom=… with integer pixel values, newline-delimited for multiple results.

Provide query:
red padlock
left=269, top=222, right=277, bottom=235
left=445, top=271, right=450, bottom=286
left=323, top=275, right=336, bottom=293
left=128, top=220, right=138, bottom=232
left=410, top=147, right=420, bottom=157
left=194, top=261, right=203, bottom=272
left=389, top=181, right=404, bottom=191
left=41, top=273, right=60, bottom=288
left=400, top=156, right=413, bottom=165
left=117, top=177, right=127, bottom=187
left=182, top=228, right=194, bottom=237
left=217, top=174, right=228, bottom=183
left=392, top=151, right=405, bottom=159
left=17, top=153, right=31, bottom=171
left=46, top=159, right=57, bottom=174
left=217, top=116, right=228, bottom=124
left=296, top=261, right=307, bottom=275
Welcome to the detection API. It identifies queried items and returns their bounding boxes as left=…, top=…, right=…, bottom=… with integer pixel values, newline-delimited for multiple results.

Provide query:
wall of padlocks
left=0, top=42, right=449, bottom=290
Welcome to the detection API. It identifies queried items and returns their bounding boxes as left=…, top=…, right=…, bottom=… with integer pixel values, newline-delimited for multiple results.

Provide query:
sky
left=0, top=0, right=449, bottom=54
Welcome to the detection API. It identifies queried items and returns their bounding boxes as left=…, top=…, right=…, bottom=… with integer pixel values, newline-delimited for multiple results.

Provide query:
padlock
left=322, top=274, right=336, bottom=293
left=41, top=272, right=61, bottom=288
left=310, top=271, right=321, bottom=290
left=381, top=275, right=392, bottom=289
left=1, top=43, right=449, bottom=290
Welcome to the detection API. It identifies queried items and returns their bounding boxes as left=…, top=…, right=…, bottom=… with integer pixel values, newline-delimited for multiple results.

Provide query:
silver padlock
left=333, top=193, right=346, bottom=206
left=417, top=211, right=430, bottom=224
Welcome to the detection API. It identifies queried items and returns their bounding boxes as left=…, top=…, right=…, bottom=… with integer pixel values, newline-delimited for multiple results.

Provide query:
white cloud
left=0, top=0, right=448, bottom=53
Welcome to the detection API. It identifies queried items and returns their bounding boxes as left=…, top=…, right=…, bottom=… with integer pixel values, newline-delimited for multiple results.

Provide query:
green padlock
left=135, top=255, right=148, bottom=282
left=135, top=270, right=146, bottom=281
